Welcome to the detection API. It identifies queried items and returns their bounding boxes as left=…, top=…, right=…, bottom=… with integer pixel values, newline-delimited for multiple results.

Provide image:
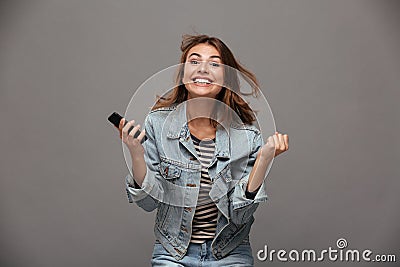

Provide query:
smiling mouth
left=192, top=78, right=213, bottom=85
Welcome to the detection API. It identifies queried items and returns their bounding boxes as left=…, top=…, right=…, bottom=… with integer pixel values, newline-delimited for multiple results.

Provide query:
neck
left=186, top=97, right=215, bottom=127
left=186, top=99, right=217, bottom=140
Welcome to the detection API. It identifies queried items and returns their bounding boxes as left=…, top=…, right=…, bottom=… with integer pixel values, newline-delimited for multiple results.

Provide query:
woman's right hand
left=117, top=118, right=146, bottom=159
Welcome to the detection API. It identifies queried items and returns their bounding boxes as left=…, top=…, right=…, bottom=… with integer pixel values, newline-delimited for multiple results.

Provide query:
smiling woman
left=153, top=35, right=263, bottom=127
left=182, top=43, right=224, bottom=100
left=116, top=34, right=289, bottom=266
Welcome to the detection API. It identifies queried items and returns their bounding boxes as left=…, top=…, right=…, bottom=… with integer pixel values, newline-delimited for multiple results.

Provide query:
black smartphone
left=108, top=112, right=147, bottom=143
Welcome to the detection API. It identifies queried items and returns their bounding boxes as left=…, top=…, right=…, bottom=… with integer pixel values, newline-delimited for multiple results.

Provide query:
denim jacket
left=125, top=103, right=268, bottom=260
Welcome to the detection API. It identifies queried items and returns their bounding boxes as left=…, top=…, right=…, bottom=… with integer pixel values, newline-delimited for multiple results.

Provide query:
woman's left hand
left=272, top=131, right=289, bottom=157
left=248, top=131, right=289, bottom=191
left=259, top=131, right=289, bottom=159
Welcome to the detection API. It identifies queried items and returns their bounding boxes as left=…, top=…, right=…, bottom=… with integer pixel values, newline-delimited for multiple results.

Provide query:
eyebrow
left=188, top=53, right=221, bottom=60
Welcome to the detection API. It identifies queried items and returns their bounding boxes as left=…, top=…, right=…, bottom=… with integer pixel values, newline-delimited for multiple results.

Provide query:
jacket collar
left=166, top=102, right=231, bottom=159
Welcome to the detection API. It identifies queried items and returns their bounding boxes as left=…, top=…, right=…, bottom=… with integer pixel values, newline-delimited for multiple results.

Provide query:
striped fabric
left=190, top=133, right=219, bottom=244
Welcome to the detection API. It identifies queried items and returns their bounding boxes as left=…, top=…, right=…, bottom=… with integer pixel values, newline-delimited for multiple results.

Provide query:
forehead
left=186, top=43, right=220, bottom=58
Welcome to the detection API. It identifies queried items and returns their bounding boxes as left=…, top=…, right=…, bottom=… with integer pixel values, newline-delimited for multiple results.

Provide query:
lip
left=192, top=82, right=212, bottom=87
left=191, top=76, right=214, bottom=83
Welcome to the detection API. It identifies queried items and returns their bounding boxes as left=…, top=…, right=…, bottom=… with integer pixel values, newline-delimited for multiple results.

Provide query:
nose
left=198, top=61, right=209, bottom=73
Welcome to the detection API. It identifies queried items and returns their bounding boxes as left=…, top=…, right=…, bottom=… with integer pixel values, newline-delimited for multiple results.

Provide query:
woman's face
left=182, top=43, right=224, bottom=100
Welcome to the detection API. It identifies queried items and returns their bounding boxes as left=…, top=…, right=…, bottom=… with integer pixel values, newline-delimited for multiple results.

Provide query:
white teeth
left=194, top=78, right=211, bottom=84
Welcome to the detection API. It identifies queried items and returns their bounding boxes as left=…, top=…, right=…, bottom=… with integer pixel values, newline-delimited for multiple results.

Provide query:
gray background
left=1, top=0, right=399, bottom=266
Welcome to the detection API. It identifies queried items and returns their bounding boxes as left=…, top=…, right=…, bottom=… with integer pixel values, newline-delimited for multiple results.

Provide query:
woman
left=116, top=34, right=289, bottom=266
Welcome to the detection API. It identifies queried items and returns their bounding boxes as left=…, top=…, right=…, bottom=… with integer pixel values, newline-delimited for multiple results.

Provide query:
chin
left=186, top=84, right=221, bottom=99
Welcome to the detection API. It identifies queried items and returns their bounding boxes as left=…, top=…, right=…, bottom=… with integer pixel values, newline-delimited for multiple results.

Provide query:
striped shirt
left=190, top=133, right=219, bottom=244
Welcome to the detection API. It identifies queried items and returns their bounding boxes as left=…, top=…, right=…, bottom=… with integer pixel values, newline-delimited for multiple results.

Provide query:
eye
left=190, top=60, right=199, bottom=65
left=209, top=62, right=220, bottom=67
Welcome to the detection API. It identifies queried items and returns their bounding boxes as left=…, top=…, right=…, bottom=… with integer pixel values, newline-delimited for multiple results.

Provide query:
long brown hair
left=152, top=34, right=261, bottom=126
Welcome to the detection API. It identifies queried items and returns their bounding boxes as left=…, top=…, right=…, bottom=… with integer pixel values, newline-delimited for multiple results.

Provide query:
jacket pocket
left=159, top=161, right=182, bottom=180
left=155, top=203, right=170, bottom=229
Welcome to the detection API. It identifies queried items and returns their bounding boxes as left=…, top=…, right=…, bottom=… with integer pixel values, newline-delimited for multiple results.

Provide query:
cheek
left=215, top=73, right=224, bottom=86
left=215, top=85, right=223, bottom=95
left=182, top=66, right=194, bottom=84
left=184, top=82, right=192, bottom=92
left=182, top=72, right=190, bottom=84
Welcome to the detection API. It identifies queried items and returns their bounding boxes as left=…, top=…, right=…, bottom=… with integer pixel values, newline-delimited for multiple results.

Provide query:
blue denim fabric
left=151, top=239, right=254, bottom=266
left=125, top=103, right=269, bottom=260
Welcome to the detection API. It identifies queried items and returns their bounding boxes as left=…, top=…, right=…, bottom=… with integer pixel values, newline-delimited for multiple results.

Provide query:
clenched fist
left=259, top=131, right=289, bottom=159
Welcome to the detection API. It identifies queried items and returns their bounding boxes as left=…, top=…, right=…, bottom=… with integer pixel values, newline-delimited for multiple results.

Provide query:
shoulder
left=230, top=121, right=261, bottom=135
left=229, top=121, right=263, bottom=149
left=149, top=104, right=177, bottom=114
left=146, top=104, right=178, bottom=121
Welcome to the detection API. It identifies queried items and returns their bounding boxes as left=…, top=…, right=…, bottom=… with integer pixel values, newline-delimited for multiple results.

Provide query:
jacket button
left=186, top=183, right=196, bottom=187
left=165, top=167, right=169, bottom=176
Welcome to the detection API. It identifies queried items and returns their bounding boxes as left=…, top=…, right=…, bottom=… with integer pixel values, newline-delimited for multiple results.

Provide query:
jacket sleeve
left=230, top=131, right=269, bottom=225
left=124, top=114, right=161, bottom=212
